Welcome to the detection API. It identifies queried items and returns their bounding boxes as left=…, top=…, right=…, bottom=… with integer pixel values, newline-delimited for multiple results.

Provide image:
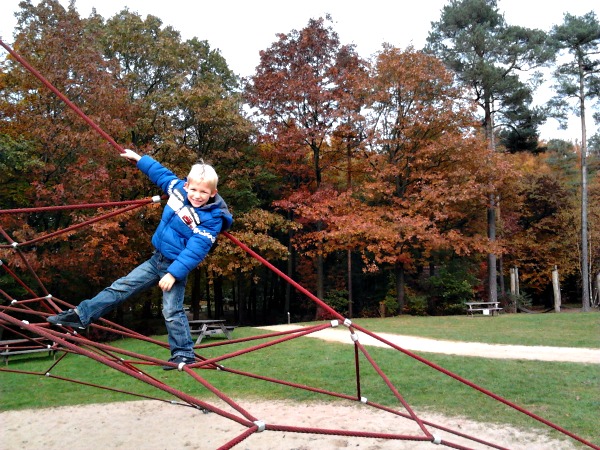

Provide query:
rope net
left=0, top=38, right=597, bottom=450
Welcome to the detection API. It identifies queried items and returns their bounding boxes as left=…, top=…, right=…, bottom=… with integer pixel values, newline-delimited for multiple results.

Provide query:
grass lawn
left=1, top=312, right=598, bottom=447
left=348, top=310, right=600, bottom=348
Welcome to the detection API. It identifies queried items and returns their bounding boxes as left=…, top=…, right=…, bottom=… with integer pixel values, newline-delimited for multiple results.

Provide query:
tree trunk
left=314, top=221, right=325, bottom=320
left=317, top=243, right=324, bottom=299
left=498, top=256, right=505, bottom=297
left=510, top=267, right=517, bottom=313
left=232, top=279, right=238, bottom=322
left=285, top=213, right=294, bottom=316
left=485, top=97, right=498, bottom=303
left=346, top=144, right=354, bottom=319
left=205, top=268, right=212, bottom=319
left=347, top=249, right=353, bottom=318
left=237, top=274, right=248, bottom=325
left=191, top=268, right=201, bottom=320
left=395, top=263, right=405, bottom=314
left=579, top=73, right=591, bottom=311
left=314, top=253, right=324, bottom=320
left=214, top=274, right=223, bottom=318
left=595, top=272, right=600, bottom=308
left=249, top=275, right=257, bottom=323
left=262, top=270, right=270, bottom=322
left=487, top=201, right=497, bottom=302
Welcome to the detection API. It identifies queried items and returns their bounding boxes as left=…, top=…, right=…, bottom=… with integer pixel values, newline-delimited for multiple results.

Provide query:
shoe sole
left=47, top=317, right=86, bottom=329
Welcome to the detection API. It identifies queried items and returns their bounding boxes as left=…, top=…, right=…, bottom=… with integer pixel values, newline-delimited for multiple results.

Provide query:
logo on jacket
left=177, top=206, right=201, bottom=230
left=167, top=189, right=202, bottom=231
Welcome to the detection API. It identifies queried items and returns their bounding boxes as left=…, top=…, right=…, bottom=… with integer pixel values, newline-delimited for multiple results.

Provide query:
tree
left=95, top=8, right=189, bottom=160
left=426, top=0, right=554, bottom=302
left=502, top=151, right=580, bottom=298
left=0, top=135, right=42, bottom=210
left=207, top=208, right=296, bottom=324
left=0, top=0, right=143, bottom=300
left=2, top=1, right=293, bottom=326
left=498, top=96, right=547, bottom=153
left=549, top=11, right=600, bottom=311
left=245, top=16, right=368, bottom=310
left=287, top=47, right=512, bottom=314
left=176, top=37, right=251, bottom=162
left=360, top=46, right=509, bottom=312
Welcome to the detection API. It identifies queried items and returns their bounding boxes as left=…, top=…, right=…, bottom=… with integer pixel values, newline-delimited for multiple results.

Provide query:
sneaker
left=162, top=355, right=195, bottom=371
left=47, top=309, right=86, bottom=329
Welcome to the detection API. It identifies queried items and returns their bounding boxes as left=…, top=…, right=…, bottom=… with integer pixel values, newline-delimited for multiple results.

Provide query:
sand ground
left=2, top=324, right=597, bottom=450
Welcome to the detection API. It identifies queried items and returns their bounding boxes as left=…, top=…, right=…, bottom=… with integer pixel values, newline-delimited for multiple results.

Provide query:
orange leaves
left=500, top=152, right=581, bottom=293
left=246, top=16, right=368, bottom=194
left=206, top=209, right=295, bottom=277
left=355, top=49, right=509, bottom=269
left=248, top=30, right=517, bottom=276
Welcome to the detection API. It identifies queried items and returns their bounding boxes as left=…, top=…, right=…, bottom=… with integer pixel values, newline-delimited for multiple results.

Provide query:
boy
left=48, top=149, right=233, bottom=370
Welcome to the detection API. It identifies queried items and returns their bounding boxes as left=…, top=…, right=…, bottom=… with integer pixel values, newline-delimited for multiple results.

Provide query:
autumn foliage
left=1, top=2, right=597, bottom=327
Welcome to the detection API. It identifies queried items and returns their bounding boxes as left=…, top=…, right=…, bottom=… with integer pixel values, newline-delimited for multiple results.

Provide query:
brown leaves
left=206, top=209, right=294, bottom=277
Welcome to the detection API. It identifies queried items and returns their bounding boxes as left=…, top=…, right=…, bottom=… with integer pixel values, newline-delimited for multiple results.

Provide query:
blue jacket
left=137, top=156, right=233, bottom=280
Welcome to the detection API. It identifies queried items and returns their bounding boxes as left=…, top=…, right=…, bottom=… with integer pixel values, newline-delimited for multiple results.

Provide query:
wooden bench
left=465, top=301, right=503, bottom=317
left=188, top=320, right=237, bottom=345
left=1, top=338, right=58, bottom=365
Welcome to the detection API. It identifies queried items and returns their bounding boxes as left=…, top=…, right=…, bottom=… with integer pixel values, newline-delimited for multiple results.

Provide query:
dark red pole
left=0, top=38, right=125, bottom=154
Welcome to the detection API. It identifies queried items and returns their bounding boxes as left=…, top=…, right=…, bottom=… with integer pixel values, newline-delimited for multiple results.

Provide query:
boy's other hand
left=159, top=273, right=176, bottom=292
left=121, top=149, right=142, bottom=162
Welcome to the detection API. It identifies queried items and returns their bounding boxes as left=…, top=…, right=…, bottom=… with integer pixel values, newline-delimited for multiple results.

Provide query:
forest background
left=1, top=0, right=599, bottom=332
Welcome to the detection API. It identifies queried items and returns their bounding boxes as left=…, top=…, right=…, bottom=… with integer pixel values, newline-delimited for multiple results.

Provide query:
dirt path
left=258, top=324, right=600, bottom=364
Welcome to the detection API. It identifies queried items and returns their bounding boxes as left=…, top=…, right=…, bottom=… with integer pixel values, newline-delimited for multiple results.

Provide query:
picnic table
left=465, top=301, right=503, bottom=317
left=1, top=338, right=59, bottom=365
left=188, top=319, right=236, bottom=345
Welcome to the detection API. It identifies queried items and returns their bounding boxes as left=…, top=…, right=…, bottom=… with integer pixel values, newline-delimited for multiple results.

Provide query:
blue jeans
left=76, top=251, right=194, bottom=359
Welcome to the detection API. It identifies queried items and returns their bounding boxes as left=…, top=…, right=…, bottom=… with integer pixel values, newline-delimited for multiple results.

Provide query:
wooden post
left=510, top=268, right=516, bottom=295
left=552, top=265, right=561, bottom=313
left=595, top=273, right=600, bottom=307
left=510, top=267, right=519, bottom=312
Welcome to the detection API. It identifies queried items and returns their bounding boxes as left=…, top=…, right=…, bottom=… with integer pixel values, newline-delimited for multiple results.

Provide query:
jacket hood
left=205, top=193, right=233, bottom=231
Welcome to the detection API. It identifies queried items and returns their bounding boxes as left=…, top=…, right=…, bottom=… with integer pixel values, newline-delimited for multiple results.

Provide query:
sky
left=1, top=0, right=598, bottom=141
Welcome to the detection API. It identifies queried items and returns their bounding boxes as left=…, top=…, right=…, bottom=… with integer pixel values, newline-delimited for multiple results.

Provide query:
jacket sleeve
left=137, top=155, right=179, bottom=194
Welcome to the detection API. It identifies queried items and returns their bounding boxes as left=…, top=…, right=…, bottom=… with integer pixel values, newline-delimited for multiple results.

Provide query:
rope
left=0, top=258, right=39, bottom=297
left=0, top=198, right=159, bottom=215
left=216, top=426, right=258, bottom=450
left=2, top=36, right=598, bottom=450
left=0, top=39, right=125, bottom=154
left=3, top=224, right=599, bottom=449
left=354, top=339, right=433, bottom=438
left=0, top=311, right=253, bottom=427
left=223, top=231, right=342, bottom=320
left=0, top=200, right=154, bottom=249
left=188, top=323, right=332, bottom=370
left=219, top=365, right=359, bottom=401
left=0, top=226, right=51, bottom=296
left=370, top=401, right=509, bottom=450
left=185, top=369, right=259, bottom=423
left=351, top=322, right=600, bottom=450
left=265, top=424, right=435, bottom=441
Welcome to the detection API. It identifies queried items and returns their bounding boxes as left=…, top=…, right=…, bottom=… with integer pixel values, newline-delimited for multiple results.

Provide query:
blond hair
left=187, top=163, right=218, bottom=190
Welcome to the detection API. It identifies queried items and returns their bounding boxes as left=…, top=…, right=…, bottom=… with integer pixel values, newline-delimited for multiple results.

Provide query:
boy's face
left=184, top=179, right=217, bottom=208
